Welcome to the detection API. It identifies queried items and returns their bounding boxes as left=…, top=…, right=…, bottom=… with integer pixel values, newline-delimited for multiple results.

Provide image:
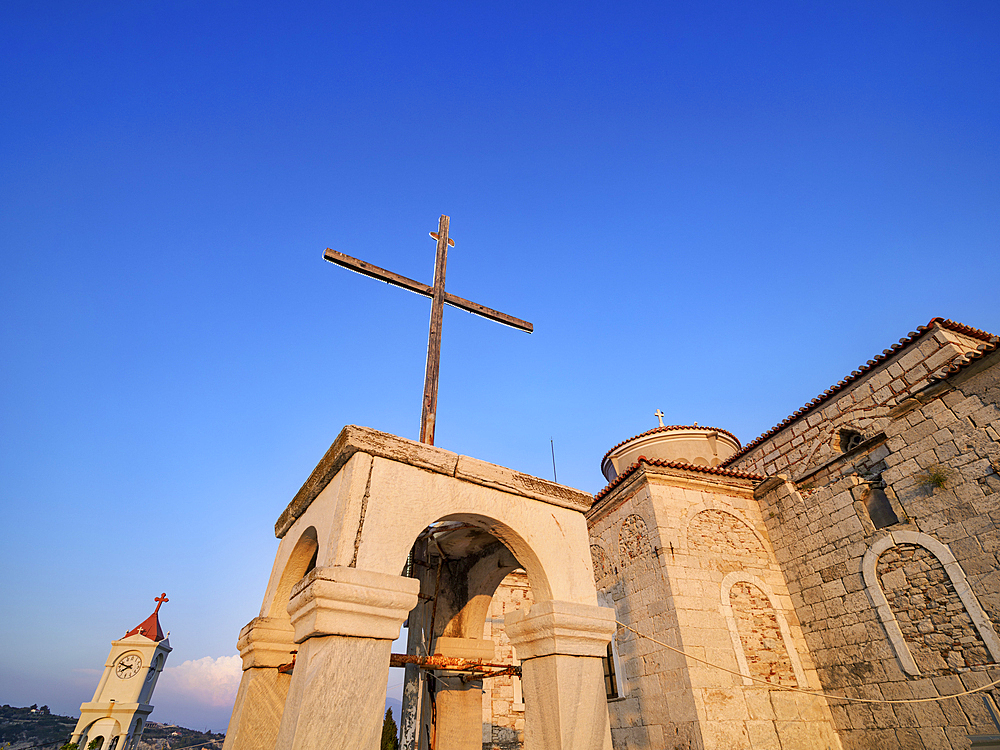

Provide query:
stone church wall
left=481, top=571, right=531, bottom=750
left=749, top=348, right=1000, bottom=749
left=587, top=466, right=841, bottom=749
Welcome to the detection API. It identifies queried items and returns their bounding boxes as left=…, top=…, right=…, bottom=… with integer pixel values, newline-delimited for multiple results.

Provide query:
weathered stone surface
left=276, top=426, right=593, bottom=536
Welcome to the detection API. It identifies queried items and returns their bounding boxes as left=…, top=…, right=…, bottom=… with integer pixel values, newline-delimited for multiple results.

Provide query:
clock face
left=146, top=655, right=162, bottom=682
left=116, top=654, right=143, bottom=679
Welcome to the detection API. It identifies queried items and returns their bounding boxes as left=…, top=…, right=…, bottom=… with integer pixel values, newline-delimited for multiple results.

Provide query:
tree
left=380, top=707, right=399, bottom=750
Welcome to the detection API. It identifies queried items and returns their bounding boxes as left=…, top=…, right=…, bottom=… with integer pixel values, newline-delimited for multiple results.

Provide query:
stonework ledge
left=287, top=565, right=420, bottom=643
left=754, top=474, right=789, bottom=496
left=505, top=600, right=616, bottom=659
left=236, top=617, right=296, bottom=670
left=276, top=425, right=593, bottom=537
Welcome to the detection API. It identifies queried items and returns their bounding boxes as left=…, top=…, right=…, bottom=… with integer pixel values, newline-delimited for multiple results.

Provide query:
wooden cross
left=324, top=215, right=533, bottom=446
left=153, top=593, right=168, bottom=614
left=654, top=409, right=665, bottom=428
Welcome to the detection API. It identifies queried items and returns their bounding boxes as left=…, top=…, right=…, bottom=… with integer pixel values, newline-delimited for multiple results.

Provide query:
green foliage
left=87, top=738, right=103, bottom=750
left=60, top=743, right=79, bottom=750
left=917, top=464, right=953, bottom=490
left=380, top=707, right=399, bottom=750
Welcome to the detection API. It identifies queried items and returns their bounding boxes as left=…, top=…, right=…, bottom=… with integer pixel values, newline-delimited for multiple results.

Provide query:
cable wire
left=617, top=620, right=1000, bottom=705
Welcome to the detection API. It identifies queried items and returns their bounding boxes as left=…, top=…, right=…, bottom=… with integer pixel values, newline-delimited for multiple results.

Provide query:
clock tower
left=71, top=594, right=172, bottom=750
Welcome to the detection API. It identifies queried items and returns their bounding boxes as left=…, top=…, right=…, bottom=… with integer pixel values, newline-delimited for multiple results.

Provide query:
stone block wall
left=748, top=349, right=1000, bottom=749
left=588, top=465, right=841, bottom=749
left=588, top=478, right=687, bottom=749
left=481, top=571, right=530, bottom=750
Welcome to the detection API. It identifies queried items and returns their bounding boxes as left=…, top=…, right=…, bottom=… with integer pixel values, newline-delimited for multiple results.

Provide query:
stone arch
left=863, top=529, right=1000, bottom=675
left=720, top=572, right=806, bottom=687
left=590, top=544, right=612, bottom=581
left=80, top=718, right=121, bottom=750
left=228, top=427, right=614, bottom=750
left=618, top=514, right=652, bottom=563
left=423, top=528, right=522, bottom=642
left=267, top=526, right=318, bottom=619
left=686, top=507, right=768, bottom=561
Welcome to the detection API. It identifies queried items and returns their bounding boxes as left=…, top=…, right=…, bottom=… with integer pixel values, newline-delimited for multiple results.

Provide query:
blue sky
left=2, top=0, right=998, bottom=733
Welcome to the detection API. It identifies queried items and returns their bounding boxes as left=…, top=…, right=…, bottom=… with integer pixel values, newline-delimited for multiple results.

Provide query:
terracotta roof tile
left=928, top=338, right=1000, bottom=383
left=594, top=455, right=763, bottom=502
left=602, top=424, right=742, bottom=464
left=722, top=317, right=997, bottom=467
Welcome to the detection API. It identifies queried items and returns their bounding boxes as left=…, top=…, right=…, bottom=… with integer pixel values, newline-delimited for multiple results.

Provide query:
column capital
left=505, top=600, right=615, bottom=659
left=236, top=616, right=296, bottom=669
left=287, top=566, right=420, bottom=642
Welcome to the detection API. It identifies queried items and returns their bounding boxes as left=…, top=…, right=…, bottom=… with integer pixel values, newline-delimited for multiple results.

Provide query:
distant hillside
left=0, top=706, right=223, bottom=750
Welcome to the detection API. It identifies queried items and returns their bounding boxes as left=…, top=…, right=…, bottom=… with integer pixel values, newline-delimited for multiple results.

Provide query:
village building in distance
left=478, top=317, right=1000, bottom=749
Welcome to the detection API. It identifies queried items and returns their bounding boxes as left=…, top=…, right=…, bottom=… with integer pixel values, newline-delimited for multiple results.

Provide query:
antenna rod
left=550, top=438, right=558, bottom=483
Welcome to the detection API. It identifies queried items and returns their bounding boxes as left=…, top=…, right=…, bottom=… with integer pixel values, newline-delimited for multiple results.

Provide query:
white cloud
left=159, top=655, right=242, bottom=707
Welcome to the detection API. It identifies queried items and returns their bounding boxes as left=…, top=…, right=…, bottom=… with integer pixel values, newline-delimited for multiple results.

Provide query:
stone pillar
left=430, top=637, right=495, bottom=750
left=505, top=601, right=615, bottom=750
left=273, top=566, right=420, bottom=750
left=223, top=617, right=296, bottom=750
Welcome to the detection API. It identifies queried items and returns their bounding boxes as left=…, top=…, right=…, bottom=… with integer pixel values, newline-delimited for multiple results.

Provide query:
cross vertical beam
left=420, top=216, right=450, bottom=445
left=323, top=214, right=532, bottom=447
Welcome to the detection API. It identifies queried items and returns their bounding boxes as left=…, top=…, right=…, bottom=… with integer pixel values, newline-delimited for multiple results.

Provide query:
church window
left=840, top=429, right=864, bottom=452
left=602, top=643, right=619, bottom=699
left=864, top=484, right=899, bottom=529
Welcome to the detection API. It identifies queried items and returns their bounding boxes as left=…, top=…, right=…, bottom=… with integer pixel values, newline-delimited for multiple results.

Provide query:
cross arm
left=442, top=292, right=533, bottom=333
left=324, top=248, right=432, bottom=297
left=324, top=248, right=532, bottom=333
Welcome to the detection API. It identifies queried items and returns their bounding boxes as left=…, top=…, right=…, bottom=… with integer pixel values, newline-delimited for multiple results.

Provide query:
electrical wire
left=617, top=620, right=1000, bottom=705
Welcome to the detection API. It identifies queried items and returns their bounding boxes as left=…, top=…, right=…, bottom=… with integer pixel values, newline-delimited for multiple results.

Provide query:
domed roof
left=601, top=424, right=741, bottom=482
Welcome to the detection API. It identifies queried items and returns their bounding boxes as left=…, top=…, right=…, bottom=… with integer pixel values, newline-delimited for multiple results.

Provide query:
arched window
left=840, top=429, right=864, bottom=452
left=864, top=484, right=899, bottom=529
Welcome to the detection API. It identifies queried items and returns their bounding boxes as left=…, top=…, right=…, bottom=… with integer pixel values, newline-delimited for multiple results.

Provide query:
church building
left=221, top=316, right=999, bottom=750
left=479, top=317, right=1000, bottom=749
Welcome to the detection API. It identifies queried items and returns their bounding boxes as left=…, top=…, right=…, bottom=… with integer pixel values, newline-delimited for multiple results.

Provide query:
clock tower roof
left=123, top=593, right=168, bottom=641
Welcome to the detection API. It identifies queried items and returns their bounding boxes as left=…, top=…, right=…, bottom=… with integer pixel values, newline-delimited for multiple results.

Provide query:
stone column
left=223, top=617, right=296, bottom=750
left=430, top=637, right=495, bottom=750
left=505, top=600, right=615, bottom=750
left=273, top=566, right=420, bottom=750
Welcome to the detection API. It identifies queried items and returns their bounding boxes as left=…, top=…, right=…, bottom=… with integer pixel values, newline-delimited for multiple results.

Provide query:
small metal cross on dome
left=324, top=215, right=533, bottom=446
left=654, top=409, right=665, bottom=428
left=153, top=593, right=169, bottom=614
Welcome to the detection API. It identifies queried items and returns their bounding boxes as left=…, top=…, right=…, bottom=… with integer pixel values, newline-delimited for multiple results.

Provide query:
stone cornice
left=276, top=425, right=593, bottom=538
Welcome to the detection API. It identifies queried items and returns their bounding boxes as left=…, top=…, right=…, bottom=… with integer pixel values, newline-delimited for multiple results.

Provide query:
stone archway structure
left=224, top=425, right=615, bottom=750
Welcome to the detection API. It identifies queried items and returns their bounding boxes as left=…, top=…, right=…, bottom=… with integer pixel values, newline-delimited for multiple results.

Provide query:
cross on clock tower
left=70, top=594, right=172, bottom=750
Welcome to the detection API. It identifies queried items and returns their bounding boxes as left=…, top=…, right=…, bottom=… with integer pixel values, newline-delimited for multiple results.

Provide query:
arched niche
left=863, top=530, right=1000, bottom=675
left=684, top=504, right=771, bottom=565
left=720, top=572, right=807, bottom=687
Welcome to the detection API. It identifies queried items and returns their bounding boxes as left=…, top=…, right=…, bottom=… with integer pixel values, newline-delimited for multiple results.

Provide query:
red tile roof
left=722, top=318, right=997, bottom=467
left=124, top=610, right=165, bottom=641
left=928, top=339, right=1000, bottom=383
left=594, top=455, right=763, bottom=502
left=602, top=424, right=742, bottom=464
